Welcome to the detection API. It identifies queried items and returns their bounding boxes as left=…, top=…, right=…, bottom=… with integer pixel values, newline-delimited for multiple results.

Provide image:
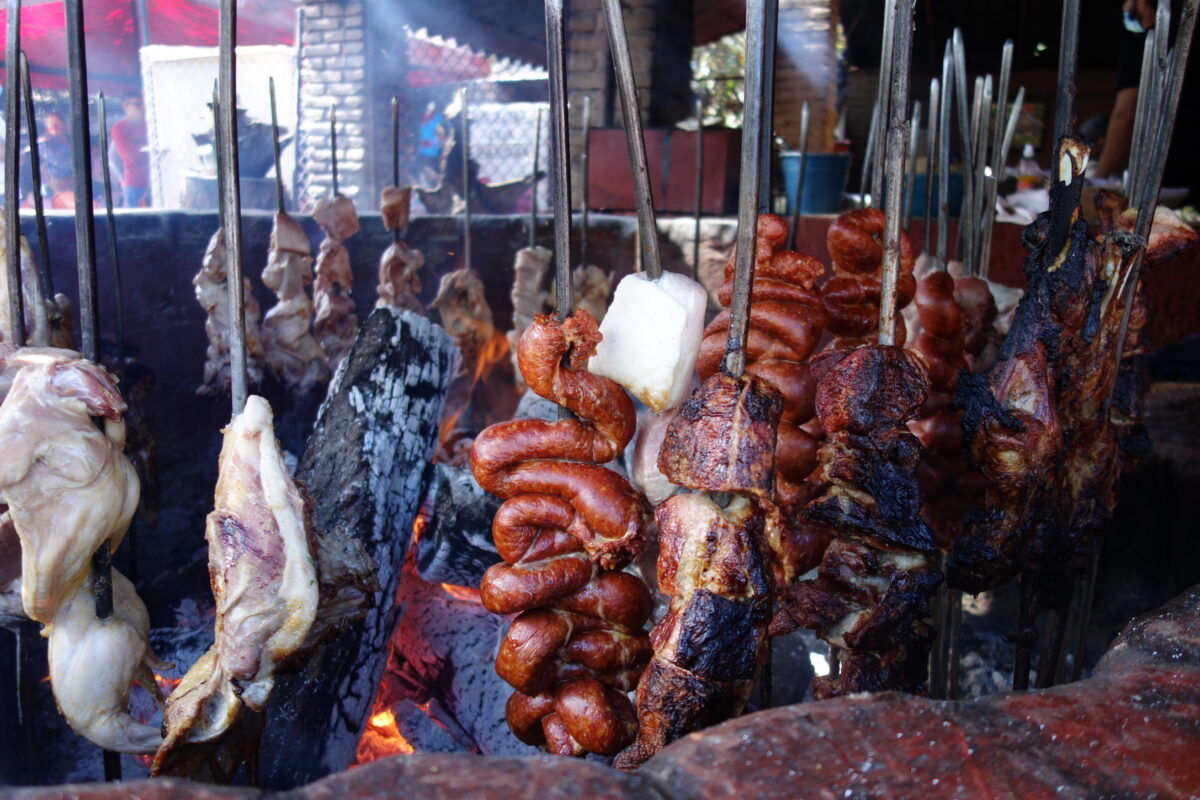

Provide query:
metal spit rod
left=330, top=106, right=339, bottom=197
left=602, top=0, right=662, bottom=280
left=904, top=100, right=921, bottom=229
left=786, top=100, right=809, bottom=252
left=5, top=0, right=25, bottom=347
left=981, top=85, right=1025, bottom=279
left=692, top=94, right=704, bottom=278
left=391, top=96, right=402, bottom=244
left=20, top=52, right=52, bottom=298
left=721, top=0, right=767, bottom=379
left=859, top=99, right=880, bottom=204
left=96, top=94, right=125, bottom=361
left=579, top=95, right=590, bottom=267
left=922, top=77, right=939, bottom=256
left=461, top=86, right=471, bottom=273
left=878, top=0, right=914, bottom=346
left=951, top=29, right=973, bottom=267
left=269, top=77, right=284, bottom=216
left=871, top=0, right=898, bottom=207
left=1054, top=0, right=1082, bottom=140
left=531, top=106, right=542, bottom=250
left=936, top=42, right=953, bottom=268
left=218, top=0, right=248, bottom=416
left=545, top=0, right=572, bottom=321
left=988, top=40, right=1014, bottom=214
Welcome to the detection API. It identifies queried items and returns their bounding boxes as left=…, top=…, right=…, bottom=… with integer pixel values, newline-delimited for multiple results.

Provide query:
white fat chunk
left=588, top=271, right=707, bottom=413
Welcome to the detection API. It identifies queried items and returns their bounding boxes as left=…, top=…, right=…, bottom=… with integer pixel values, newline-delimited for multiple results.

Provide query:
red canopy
left=0, top=0, right=295, bottom=93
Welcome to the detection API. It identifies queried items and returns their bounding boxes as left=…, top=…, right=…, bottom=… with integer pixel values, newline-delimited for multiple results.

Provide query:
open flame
left=437, top=330, right=514, bottom=465
left=354, top=707, right=415, bottom=765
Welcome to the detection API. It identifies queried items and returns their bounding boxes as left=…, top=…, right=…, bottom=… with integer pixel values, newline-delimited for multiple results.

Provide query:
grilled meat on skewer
left=312, top=194, right=361, bottom=372
left=262, top=212, right=329, bottom=393
left=195, top=228, right=266, bottom=396
left=376, top=186, right=426, bottom=314
left=783, top=345, right=940, bottom=698
left=616, top=372, right=783, bottom=769
left=823, top=208, right=916, bottom=348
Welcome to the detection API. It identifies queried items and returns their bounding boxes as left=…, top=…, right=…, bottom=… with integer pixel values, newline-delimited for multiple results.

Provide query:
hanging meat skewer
left=822, top=207, right=916, bottom=348
left=312, top=111, right=361, bottom=373
left=376, top=99, right=425, bottom=314
left=617, top=0, right=781, bottom=768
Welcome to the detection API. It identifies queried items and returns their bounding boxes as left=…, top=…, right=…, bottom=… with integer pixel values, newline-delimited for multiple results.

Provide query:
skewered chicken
left=312, top=194, right=361, bottom=372
left=46, top=568, right=164, bottom=753
left=783, top=346, right=940, bottom=698
left=508, top=245, right=551, bottom=390
left=0, top=349, right=139, bottom=623
left=154, top=394, right=318, bottom=775
left=615, top=372, right=783, bottom=769
left=376, top=186, right=426, bottom=314
left=261, top=212, right=329, bottom=393
left=471, top=310, right=652, bottom=757
left=195, top=228, right=266, bottom=396
left=0, top=216, right=72, bottom=348
left=696, top=214, right=828, bottom=575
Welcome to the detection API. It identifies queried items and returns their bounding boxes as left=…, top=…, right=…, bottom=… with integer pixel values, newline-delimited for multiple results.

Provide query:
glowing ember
left=354, top=707, right=415, bottom=765
left=439, top=582, right=482, bottom=603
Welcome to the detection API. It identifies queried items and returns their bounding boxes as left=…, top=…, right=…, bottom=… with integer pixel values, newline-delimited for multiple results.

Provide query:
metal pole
left=951, top=29, right=973, bottom=267
left=5, top=0, right=24, bottom=347
left=579, top=95, right=589, bottom=267
left=1054, top=0, right=1081, bottom=140
left=96, top=94, right=124, bottom=361
left=970, top=75, right=992, bottom=275
left=391, top=96, right=401, bottom=244
left=269, top=77, right=284, bottom=215
left=758, top=0, right=778, bottom=214
left=922, top=78, right=938, bottom=256
left=601, top=0, right=661, bottom=279
left=982, top=86, right=1024, bottom=278
left=531, top=107, right=542, bottom=250
left=330, top=106, right=338, bottom=197
left=545, top=0, right=572, bottom=321
left=878, top=0, right=914, bottom=346
left=218, top=0, right=248, bottom=416
left=461, top=86, right=471, bottom=273
left=20, top=52, right=51, bottom=298
left=936, top=42, right=953, bottom=268
left=721, top=0, right=767, bottom=379
left=859, top=99, right=880, bottom=203
left=871, top=0, right=897, bottom=206
left=692, top=94, right=704, bottom=277
left=1127, top=35, right=1157, bottom=198
left=904, top=100, right=921, bottom=230
left=989, top=40, right=1014, bottom=199
left=786, top=100, right=809, bottom=252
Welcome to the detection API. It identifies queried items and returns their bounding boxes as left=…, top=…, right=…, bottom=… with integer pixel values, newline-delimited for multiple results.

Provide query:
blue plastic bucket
left=898, top=171, right=966, bottom=218
left=781, top=152, right=851, bottom=215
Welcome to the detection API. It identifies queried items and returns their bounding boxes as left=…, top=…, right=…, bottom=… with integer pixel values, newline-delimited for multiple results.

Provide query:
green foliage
left=692, top=32, right=746, bottom=129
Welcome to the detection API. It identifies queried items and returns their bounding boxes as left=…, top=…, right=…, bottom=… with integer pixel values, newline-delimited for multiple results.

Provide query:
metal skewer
left=722, top=0, right=767, bottom=378
left=904, top=100, right=921, bottom=229
left=1127, top=35, right=1157, bottom=197
left=20, top=52, right=52, bottom=299
left=330, top=106, right=339, bottom=197
left=579, top=96, right=589, bottom=267
left=878, top=0, right=914, bottom=346
left=602, top=0, right=661, bottom=280
left=530, top=107, right=542, bottom=250
left=871, top=0, right=897, bottom=207
left=545, top=0, right=572, bottom=322
left=936, top=43, right=953, bottom=269
left=786, top=100, right=809, bottom=252
left=461, top=87, right=472, bottom=273
left=5, top=0, right=24, bottom=347
left=97, top=94, right=125, bottom=362
left=951, top=29, right=973, bottom=267
left=970, top=75, right=992, bottom=275
left=922, top=78, right=939, bottom=257
left=988, top=40, right=1014, bottom=207
left=1053, top=0, right=1081, bottom=140
left=962, top=75, right=984, bottom=274
left=391, top=96, right=403, bottom=244
left=219, top=0, right=248, bottom=416
left=269, top=78, right=284, bottom=216
left=859, top=100, right=880, bottom=205
left=693, top=95, right=704, bottom=278
left=980, top=85, right=1025, bottom=279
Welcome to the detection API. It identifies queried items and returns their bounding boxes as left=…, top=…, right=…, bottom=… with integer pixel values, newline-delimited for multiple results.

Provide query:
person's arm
left=1096, top=87, right=1138, bottom=180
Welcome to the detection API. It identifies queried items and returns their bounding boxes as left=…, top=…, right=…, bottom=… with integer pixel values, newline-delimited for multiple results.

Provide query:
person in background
left=111, top=90, right=150, bottom=208
left=40, top=112, right=75, bottom=208
left=1096, top=0, right=1157, bottom=180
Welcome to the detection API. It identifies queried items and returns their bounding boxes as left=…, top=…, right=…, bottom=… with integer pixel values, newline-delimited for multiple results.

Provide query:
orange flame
left=439, top=582, right=482, bottom=603
left=354, top=707, right=415, bottom=765
left=438, top=331, right=511, bottom=456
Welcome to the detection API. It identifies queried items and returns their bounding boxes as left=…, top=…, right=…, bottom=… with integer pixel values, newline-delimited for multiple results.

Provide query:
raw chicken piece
left=589, top=271, right=707, bottom=413
left=154, top=394, right=318, bottom=777
left=431, top=268, right=495, bottom=372
left=380, top=185, right=413, bottom=231
left=46, top=568, right=163, bottom=753
left=194, top=228, right=266, bottom=396
left=0, top=350, right=139, bottom=623
left=208, top=394, right=318, bottom=709
left=261, top=212, right=328, bottom=392
left=312, top=195, right=361, bottom=371
left=375, top=241, right=425, bottom=313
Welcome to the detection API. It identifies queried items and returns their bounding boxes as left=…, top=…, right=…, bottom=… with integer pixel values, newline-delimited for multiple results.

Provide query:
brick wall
left=298, top=0, right=370, bottom=206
